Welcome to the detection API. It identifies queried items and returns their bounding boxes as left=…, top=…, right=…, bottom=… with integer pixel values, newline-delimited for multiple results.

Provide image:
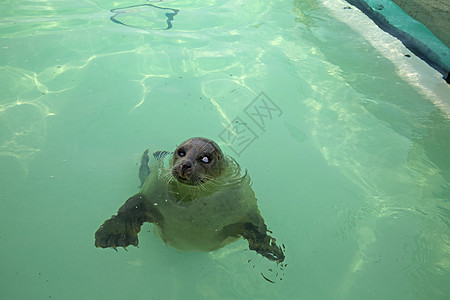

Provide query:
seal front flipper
left=242, top=222, right=285, bottom=263
left=241, top=222, right=285, bottom=263
left=220, top=216, right=285, bottom=263
left=95, top=193, right=160, bottom=249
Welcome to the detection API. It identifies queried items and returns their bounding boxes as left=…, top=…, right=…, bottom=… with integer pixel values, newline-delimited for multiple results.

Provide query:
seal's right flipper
left=139, top=149, right=151, bottom=187
left=95, top=193, right=153, bottom=249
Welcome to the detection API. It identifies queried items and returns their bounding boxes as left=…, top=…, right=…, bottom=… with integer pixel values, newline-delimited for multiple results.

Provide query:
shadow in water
left=110, top=4, right=179, bottom=30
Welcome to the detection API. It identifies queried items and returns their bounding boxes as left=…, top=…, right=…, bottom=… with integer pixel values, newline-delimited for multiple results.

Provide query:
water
left=1, top=0, right=449, bottom=299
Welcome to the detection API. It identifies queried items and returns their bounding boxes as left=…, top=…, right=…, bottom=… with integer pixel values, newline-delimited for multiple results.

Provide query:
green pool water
left=1, top=0, right=449, bottom=299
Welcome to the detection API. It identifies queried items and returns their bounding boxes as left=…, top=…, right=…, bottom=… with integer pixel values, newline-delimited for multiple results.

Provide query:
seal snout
left=179, top=161, right=192, bottom=179
left=172, top=160, right=193, bottom=181
left=181, top=161, right=192, bottom=172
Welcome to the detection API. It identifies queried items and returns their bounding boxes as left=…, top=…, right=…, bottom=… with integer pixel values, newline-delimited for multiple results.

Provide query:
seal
left=95, top=137, right=285, bottom=263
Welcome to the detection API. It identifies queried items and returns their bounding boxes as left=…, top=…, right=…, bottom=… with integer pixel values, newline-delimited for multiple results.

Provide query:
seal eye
left=178, top=150, right=185, bottom=157
left=201, top=156, right=210, bottom=164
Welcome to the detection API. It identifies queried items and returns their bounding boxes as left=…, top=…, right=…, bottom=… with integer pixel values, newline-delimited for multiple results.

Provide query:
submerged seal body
left=95, top=137, right=285, bottom=263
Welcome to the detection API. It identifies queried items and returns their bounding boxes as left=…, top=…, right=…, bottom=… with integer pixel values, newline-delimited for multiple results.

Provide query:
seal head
left=171, top=137, right=225, bottom=186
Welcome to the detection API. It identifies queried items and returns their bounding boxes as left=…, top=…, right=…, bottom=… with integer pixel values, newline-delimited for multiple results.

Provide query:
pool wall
left=392, top=0, right=449, bottom=47
left=345, top=0, right=450, bottom=82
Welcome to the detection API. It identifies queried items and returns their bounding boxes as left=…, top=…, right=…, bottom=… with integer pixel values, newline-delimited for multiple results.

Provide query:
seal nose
left=178, top=162, right=192, bottom=180
left=182, top=161, right=192, bottom=172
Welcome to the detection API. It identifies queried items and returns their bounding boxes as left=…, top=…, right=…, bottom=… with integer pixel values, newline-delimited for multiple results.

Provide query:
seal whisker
left=160, top=169, right=175, bottom=184
left=201, top=175, right=221, bottom=187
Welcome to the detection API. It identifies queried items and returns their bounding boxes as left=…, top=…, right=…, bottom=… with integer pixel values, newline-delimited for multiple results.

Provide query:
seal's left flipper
left=241, top=222, right=285, bottom=263
left=221, top=215, right=285, bottom=263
